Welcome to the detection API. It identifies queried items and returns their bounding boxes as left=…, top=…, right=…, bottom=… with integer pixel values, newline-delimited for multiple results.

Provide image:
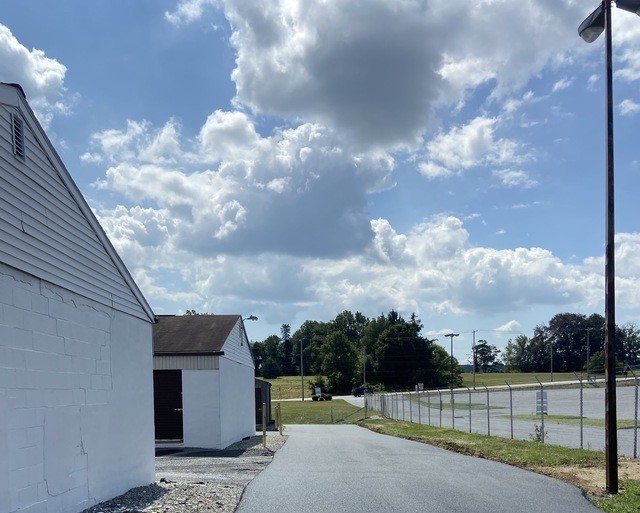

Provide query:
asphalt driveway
left=236, top=424, right=602, bottom=513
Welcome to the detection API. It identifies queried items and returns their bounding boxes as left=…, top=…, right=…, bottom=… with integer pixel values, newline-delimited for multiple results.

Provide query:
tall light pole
left=445, top=333, right=459, bottom=403
left=578, top=0, right=640, bottom=494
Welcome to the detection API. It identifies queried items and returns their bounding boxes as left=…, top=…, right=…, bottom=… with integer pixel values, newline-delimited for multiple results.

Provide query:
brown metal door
left=154, top=370, right=183, bottom=440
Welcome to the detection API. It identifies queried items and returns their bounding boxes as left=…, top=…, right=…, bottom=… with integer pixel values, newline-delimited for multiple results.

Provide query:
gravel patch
left=82, top=434, right=287, bottom=513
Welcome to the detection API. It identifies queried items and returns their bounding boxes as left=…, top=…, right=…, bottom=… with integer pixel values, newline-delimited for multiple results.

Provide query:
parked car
left=352, top=386, right=372, bottom=397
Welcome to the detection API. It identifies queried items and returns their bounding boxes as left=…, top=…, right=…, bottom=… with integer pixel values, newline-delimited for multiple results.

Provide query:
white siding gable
left=0, top=84, right=153, bottom=322
left=220, top=319, right=255, bottom=369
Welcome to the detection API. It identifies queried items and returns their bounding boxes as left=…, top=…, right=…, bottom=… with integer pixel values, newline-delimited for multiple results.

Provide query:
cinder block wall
left=0, top=263, right=154, bottom=513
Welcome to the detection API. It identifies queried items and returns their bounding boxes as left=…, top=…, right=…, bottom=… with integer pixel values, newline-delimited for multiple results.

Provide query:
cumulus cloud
left=165, top=0, right=218, bottom=25
left=156, top=0, right=586, bottom=152
left=620, top=99, right=640, bottom=116
left=90, top=114, right=394, bottom=258
left=204, top=215, right=605, bottom=322
left=495, top=320, right=523, bottom=333
left=419, top=117, right=527, bottom=179
left=0, top=24, right=69, bottom=127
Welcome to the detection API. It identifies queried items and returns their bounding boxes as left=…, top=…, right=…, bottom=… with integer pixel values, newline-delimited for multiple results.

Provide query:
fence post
left=418, top=390, right=421, bottom=424
left=402, top=393, right=406, bottom=421
left=483, top=385, right=490, bottom=436
left=630, top=369, right=639, bottom=459
left=438, top=389, right=443, bottom=428
left=278, top=403, right=283, bottom=435
left=409, top=392, right=413, bottom=423
left=364, top=393, right=368, bottom=420
left=466, top=386, right=472, bottom=433
left=452, top=388, right=456, bottom=430
left=535, top=377, right=545, bottom=443
left=574, top=372, right=584, bottom=450
left=428, top=391, right=431, bottom=425
left=262, top=403, right=267, bottom=448
left=506, top=382, right=513, bottom=440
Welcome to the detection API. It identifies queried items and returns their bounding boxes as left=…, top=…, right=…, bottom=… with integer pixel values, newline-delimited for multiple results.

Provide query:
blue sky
left=3, top=0, right=640, bottom=363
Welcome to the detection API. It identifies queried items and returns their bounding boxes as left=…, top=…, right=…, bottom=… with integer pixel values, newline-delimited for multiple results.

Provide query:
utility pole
left=300, top=337, right=304, bottom=401
left=445, top=333, right=459, bottom=404
left=472, top=330, right=477, bottom=390
left=586, top=327, right=592, bottom=379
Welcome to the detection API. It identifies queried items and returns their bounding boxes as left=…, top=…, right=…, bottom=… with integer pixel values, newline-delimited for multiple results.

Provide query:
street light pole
left=603, top=3, right=618, bottom=493
left=578, top=0, right=640, bottom=493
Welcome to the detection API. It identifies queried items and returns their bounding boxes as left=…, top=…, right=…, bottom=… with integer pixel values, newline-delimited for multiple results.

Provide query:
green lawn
left=263, top=376, right=322, bottom=400
left=277, top=398, right=365, bottom=424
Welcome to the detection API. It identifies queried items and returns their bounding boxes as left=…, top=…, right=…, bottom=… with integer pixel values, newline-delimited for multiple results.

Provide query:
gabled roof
left=0, top=82, right=155, bottom=323
left=153, top=314, right=241, bottom=355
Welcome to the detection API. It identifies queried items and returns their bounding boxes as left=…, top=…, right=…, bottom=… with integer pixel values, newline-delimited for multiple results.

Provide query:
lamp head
left=579, top=4, right=605, bottom=43
left=617, top=0, right=640, bottom=15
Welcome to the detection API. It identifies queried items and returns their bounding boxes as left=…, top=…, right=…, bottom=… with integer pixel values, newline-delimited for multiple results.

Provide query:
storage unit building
left=153, top=314, right=256, bottom=449
left=0, top=83, right=156, bottom=513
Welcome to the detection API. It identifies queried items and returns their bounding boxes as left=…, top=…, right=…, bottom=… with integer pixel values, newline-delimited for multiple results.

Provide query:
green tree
left=474, top=340, right=501, bottom=372
left=503, top=335, right=533, bottom=372
left=321, top=331, right=359, bottom=393
left=291, top=320, right=330, bottom=375
left=280, top=324, right=295, bottom=374
left=261, top=357, right=282, bottom=379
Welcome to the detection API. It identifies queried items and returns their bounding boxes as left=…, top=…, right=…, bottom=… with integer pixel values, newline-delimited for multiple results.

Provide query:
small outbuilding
left=0, top=83, right=156, bottom=513
left=255, top=378, right=273, bottom=428
left=153, top=314, right=256, bottom=449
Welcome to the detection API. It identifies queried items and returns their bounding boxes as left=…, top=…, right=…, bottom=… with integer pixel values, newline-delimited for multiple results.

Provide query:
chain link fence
left=366, top=374, right=640, bottom=458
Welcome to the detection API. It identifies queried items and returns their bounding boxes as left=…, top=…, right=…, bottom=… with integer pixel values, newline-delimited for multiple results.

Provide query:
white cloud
left=420, top=117, right=526, bottom=177
left=156, top=0, right=587, bottom=152
left=552, top=77, right=573, bottom=92
left=620, top=99, right=640, bottom=116
left=493, top=169, right=538, bottom=189
left=0, top=24, right=69, bottom=127
left=495, top=320, right=522, bottom=333
left=90, top=114, right=394, bottom=258
left=165, top=0, right=219, bottom=25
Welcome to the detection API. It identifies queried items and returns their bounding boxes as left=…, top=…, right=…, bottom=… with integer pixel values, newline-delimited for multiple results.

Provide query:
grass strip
left=359, top=418, right=603, bottom=467
left=500, top=414, right=637, bottom=429
left=595, top=480, right=640, bottom=512
left=278, top=399, right=364, bottom=424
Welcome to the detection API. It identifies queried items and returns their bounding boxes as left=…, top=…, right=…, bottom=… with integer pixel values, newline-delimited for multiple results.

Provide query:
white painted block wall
left=182, top=370, right=221, bottom=448
left=218, top=358, right=256, bottom=448
left=0, top=262, right=155, bottom=513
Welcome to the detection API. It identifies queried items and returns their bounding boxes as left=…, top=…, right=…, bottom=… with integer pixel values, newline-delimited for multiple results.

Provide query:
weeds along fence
left=365, top=373, right=640, bottom=459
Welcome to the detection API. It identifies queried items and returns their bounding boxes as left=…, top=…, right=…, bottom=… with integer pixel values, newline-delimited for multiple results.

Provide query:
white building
left=153, top=315, right=256, bottom=449
left=0, top=83, right=156, bottom=513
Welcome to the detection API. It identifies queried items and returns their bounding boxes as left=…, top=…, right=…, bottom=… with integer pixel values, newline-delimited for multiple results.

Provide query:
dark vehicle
left=352, top=386, right=372, bottom=397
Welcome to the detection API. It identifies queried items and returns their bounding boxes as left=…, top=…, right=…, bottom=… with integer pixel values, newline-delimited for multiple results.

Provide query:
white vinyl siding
left=153, top=355, right=220, bottom=370
left=0, top=102, right=148, bottom=321
left=221, top=320, right=255, bottom=368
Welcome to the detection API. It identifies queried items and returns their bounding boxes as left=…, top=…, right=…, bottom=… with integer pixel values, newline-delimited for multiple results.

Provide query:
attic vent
left=12, top=114, right=25, bottom=161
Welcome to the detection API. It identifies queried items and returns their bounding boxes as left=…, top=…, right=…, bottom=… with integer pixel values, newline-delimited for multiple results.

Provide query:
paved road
left=236, top=425, right=602, bottom=513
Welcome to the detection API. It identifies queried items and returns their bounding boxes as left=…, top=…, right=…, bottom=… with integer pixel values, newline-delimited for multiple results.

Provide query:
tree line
left=250, top=310, right=463, bottom=394
left=503, top=312, right=640, bottom=374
